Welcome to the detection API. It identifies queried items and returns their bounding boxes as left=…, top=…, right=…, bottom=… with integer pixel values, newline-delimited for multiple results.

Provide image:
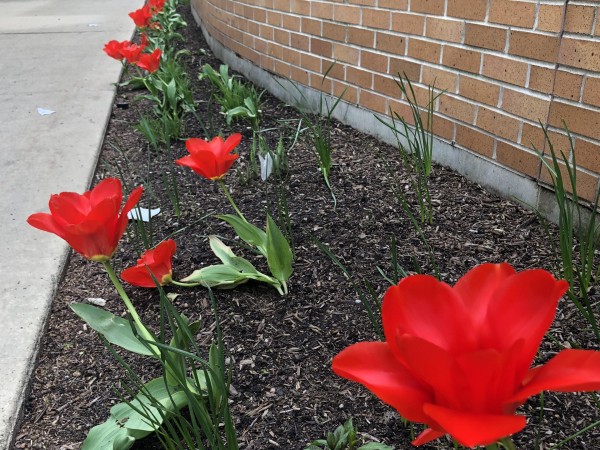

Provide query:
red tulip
left=103, top=39, right=129, bottom=60
left=148, top=0, right=166, bottom=14
left=129, top=4, right=153, bottom=28
left=27, top=178, right=143, bottom=262
left=135, top=48, right=162, bottom=73
left=175, top=134, right=241, bottom=180
left=121, top=239, right=176, bottom=288
left=332, top=263, right=600, bottom=448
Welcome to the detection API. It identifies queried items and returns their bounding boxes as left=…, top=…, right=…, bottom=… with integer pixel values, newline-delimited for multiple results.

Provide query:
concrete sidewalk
left=0, top=0, right=143, bottom=447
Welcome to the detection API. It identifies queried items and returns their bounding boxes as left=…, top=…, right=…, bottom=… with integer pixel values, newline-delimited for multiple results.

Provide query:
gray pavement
left=0, top=0, right=143, bottom=447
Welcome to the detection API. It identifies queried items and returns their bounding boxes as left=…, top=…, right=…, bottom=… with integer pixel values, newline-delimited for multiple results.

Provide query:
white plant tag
left=127, top=207, right=161, bottom=222
left=259, top=152, right=273, bottom=181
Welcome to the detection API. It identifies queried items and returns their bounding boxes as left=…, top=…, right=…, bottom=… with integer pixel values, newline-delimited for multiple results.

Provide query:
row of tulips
left=28, top=1, right=600, bottom=449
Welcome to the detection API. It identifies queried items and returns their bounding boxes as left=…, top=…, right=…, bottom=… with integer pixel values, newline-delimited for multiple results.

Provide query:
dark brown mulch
left=14, top=5, right=600, bottom=450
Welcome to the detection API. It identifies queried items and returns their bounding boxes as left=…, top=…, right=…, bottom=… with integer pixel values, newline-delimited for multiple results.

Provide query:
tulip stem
left=102, top=260, right=156, bottom=346
left=218, top=179, right=247, bottom=222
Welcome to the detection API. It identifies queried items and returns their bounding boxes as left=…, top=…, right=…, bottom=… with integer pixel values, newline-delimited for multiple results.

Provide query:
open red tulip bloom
left=332, top=263, right=600, bottom=448
left=27, top=178, right=143, bottom=262
left=129, top=4, right=153, bottom=28
left=135, top=48, right=161, bottom=73
left=121, top=239, right=176, bottom=288
left=175, top=133, right=241, bottom=180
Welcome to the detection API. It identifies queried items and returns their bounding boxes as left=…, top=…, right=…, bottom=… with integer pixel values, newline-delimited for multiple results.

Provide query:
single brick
left=575, top=139, right=600, bottom=173
left=348, top=26, right=374, bottom=47
left=290, top=66, right=308, bottom=86
left=496, top=142, right=541, bottom=178
left=388, top=98, right=416, bottom=125
left=282, top=15, right=301, bottom=32
left=301, top=52, right=322, bottom=72
left=311, top=38, right=333, bottom=58
left=477, top=106, right=520, bottom=141
left=349, top=0, right=375, bottom=5
left=362, top=8, right=390, bottom=29
left=426, top=17, right=464, bottom=44
left=482, top=54, right=528, bottom=87
left=459, top=75, right=500, bottom=106
left=360, top=89, right=388, bottom=113
left=407, top=37, right=441, bottom=64
left=432, top=114, right=456, bottom=141
left=389, top=57, right=421, bottom=80
left=290, top=0, right=310, bottom=15
left=267, top=41, right=284, bottom=59
left=528, top=65, right=556, bottom=94
left=322, top=22, right=345, bottom=42
left=274, top=60, right=291, bottom=78
left=283, top=48, right=301, bottom=66
left=333, top=43, right=360, bottom=65
left=290, top=32, right=310, bottom=51
left=312, top=2, right=334, bottom=20
left=411, top=0, right=445, bottom=15
left=274, top=28, right=290, bottom=46
left=301, top=17, right=322, bottom=36
left=391, top=12, right=425, bottom=36
left=438, top=95, right=477, bottom=124
left=253, top=7, right=266, bottom=22
left=537, top=4, right=565, bottom=33
left=267, top=10, right=283, bottom=27
left=509, top=30, right=560, bottom=63
left=374, top=73, right=401, bottom=97
left=549, top=101, right=600, bottom=141
left=346, top=66, right=373, bottom=88
left=273, top=0, right=290, bottom=12
left=521, top=122, right=547, bottom=151
left=489, top=0, right=536, bottom=28
left=583, top=76, right=600, bottom=108
left=334, top=4, right=361, bottom=24
left=553, top=70, right=583, bottom=102
left=421, top=66, right=458, bottom=93
left=334, top=81, right=358, bottom=104
left=377, top=32, right=407, bottom=56
left=559, top=37, right=600, bottom=72
left=260, top=24, right=274, bottom=40
left=501, top=89, right=551, bottom=122
left=456, top=124, right=494, bottom=157
left=447, top=0, right=487, bottom=21
left=564, top=4, right=595, bottom=35
left=465, top=23, right=507, bottom=52
left=361, top=50, right=388, bottom=72
left=443, top=46, right=481, bottom=74
left=326, top=62, right=345, bottom=81
left=378, top=0, right=408, bottom=9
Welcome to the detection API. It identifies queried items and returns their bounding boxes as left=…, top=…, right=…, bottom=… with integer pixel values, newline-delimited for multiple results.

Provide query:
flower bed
left=16, top=2, right=600, bottom=449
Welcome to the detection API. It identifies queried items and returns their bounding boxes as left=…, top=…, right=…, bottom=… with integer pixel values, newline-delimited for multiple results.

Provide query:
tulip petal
left=223, top=133, right=242, bottom=153
left=89, top=178, right=121, bottom=208
left=508, top=349, right=600, bottom=405
left=383, top=276, right=477, bottom=356
left=453, top=263, right=515, bottom=329
left=411, top=428, right=445, bottom=446
left=332, top=342, right=432, bottom=423
left=484, top=270, right=568, bottom=375
left=27, top=213, right=65, bottom=238
left=396, top=335, right=464, bottom=410
left=422, top=403, right=527, bottom=448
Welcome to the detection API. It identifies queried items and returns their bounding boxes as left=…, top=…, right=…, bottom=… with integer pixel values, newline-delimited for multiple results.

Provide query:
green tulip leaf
left=265, top=214, right=293, bottom=287
left=208, top=235, right=260, bottom=273
left=70, top=303, right=155, bottom=356
left=81, top=377, right=190, bottom=450
left=181, top=264, right=249, bottom=288
left=216, top=214, right=267, bottom=255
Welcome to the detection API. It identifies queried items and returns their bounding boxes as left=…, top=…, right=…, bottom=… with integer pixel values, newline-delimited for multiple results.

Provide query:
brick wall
left=191, top=0, right=600, bottom=202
